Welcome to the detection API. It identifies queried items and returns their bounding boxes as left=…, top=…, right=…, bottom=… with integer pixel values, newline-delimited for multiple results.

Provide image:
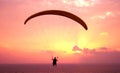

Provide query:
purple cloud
left=75, top=47, right=120, bottom=64
left=82, top=48, right=96, bottom=53
left=72, top=45, right=82, bottom=51
left=99, top=47, right=108, bottom=50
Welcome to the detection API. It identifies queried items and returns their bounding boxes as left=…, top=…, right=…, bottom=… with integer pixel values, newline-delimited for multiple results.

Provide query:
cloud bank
left=72, top=46, right=120, bottom=64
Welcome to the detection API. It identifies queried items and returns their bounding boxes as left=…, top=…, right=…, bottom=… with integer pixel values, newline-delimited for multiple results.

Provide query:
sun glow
left=76, top=35, right=103, bottom=49
left=75, top=50, right=81, bottom=54
left=53, top=40, right=75, bottom=51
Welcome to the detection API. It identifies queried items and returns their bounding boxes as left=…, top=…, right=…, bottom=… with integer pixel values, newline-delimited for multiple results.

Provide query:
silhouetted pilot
left=52, top=57, right=58, bottom=66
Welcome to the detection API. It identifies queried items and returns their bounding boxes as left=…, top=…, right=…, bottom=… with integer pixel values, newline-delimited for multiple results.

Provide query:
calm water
left=0, top=64, right=120, bottom=73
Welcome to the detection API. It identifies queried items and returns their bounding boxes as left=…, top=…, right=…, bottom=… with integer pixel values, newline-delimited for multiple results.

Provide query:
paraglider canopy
left=24, top=10, right=88, bottom=30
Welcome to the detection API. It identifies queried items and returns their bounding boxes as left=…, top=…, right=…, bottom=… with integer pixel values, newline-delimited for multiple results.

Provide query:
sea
left=0, top=64, right=120, bottom=73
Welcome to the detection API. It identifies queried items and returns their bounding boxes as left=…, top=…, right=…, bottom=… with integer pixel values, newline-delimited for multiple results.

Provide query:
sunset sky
left=0, top=0, right=120, bottom=64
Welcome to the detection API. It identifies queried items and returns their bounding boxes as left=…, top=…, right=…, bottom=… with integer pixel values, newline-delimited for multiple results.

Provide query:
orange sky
left=0, top=0, right=120, bottom=64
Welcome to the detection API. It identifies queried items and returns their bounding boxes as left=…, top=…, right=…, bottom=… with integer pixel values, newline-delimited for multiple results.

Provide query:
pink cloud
left=91, top=11, right=115, bottom=20
left=73, top=47, right=120, bottom=64
left=72, top=45, right=82, bottom=51
left=62, top=0, right=97, bottom=7
left=82, top=48, right=96, bottom=53
left=99, top=47, right=108, bottom=51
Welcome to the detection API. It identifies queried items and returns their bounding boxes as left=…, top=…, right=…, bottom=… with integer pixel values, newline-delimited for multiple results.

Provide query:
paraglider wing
left=24, top=10, right=88, bottom=30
